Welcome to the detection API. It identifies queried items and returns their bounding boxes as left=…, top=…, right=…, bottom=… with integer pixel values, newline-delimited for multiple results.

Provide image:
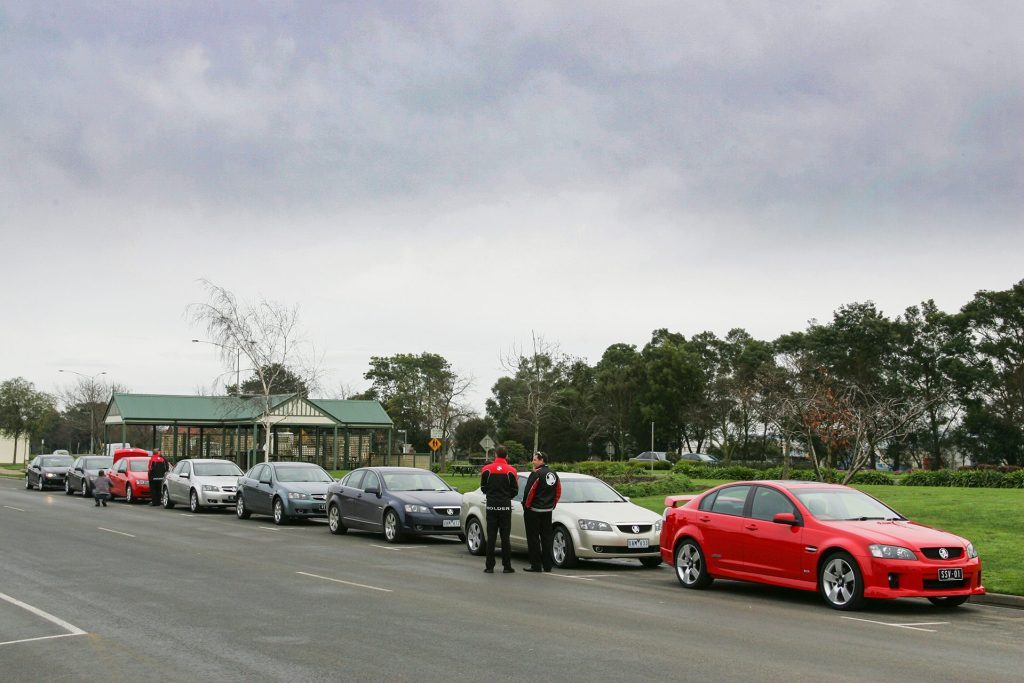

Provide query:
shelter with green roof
left=102, top=393, right=395, bottom=470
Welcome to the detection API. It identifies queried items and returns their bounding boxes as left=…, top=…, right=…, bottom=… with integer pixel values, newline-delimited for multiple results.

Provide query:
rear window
left=709, top=485, right=751, bottom=516
left=83, top=457, right=112, bottom=470
left=128, top=459, right=150, bottom=472
left=41, top=456, right=74, bottom=467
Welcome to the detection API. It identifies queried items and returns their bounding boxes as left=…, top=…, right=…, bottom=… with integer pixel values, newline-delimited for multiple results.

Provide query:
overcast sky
left=2, top=1, right=1022, bottom=413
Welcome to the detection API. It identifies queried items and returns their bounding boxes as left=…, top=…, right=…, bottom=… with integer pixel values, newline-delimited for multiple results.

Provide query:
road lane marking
left=0, top=591, right=87, bottom=647
left=3, top=505, right=25, bottom=512
left=97, top=527, right=136, bottom=538
left=371, top=545, right=426, bottom=551
left=258, top=526, right=280, bottom=531
left=0, top=632, right=86, bottom=647
left=841, top=617, right=949, bottom=632
left=546, top=573, right=596, bottom=581
left=296, top=571, right=392, bottom=593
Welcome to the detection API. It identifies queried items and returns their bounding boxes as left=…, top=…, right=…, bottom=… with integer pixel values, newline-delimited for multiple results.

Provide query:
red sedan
left=660, top=480, right=984, bottom=610
left=107, top=455, right=152, bottom=503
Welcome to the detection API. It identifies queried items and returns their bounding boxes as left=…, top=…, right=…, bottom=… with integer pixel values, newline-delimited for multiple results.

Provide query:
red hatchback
left=660, top=480, right=985, bottom=610
left=107, top=453, right=152, bottom=503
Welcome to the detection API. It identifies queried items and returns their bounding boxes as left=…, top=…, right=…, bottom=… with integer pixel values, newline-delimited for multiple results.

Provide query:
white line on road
left=370, top=545, right=427, bottom=551
left=0, top=632, right=86, bottom=647
left=841, top=616, right=948, bottom=632
left=3, top=505, right=25, bottom=512
left=296, top=571, right=392, bottom=593
left=0, top=591, right=87, bottom=647
left=258, top=526, right=280, bottom=531
left=546, top=573, right=597, bottom=581
left=97, top=527, right=136, bottom=538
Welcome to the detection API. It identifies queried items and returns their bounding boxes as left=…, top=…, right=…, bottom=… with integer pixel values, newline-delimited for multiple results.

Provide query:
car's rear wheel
left=819, top=551, right=864, bottom=610
left=272, top=498, right=287, bottom=525
left=640, top=556, right=662, bottom=568
left=125, top=485, right=134, bottom=504
left=65, top=479, right=74, bottom=495
left=328, top=503, right=347, bottom=535
left=674, top=539, right=713, bottom=588
left=928, top=595, right=969, bottom=607
left=552, top=526, right=578, bottom=568
left=236, top=495, right=250, bottom=520
left=189, top=490, right=201, bottom=513
left=162, top=487, right=175, bottom=509
left=383, top=509, right=402, bottom=543
left=465, top=517, right=484, bottom=556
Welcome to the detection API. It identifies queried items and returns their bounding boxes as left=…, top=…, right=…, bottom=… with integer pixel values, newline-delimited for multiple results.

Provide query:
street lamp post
left=59, top=369, right=107, bottom=453
left=192, top=339, right=242, bottom=394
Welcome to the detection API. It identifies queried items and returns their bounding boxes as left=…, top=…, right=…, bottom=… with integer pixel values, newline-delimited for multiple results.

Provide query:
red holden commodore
left=107, top=451, right=153, bottom=503
left=660, top=480, right=984, bottom=610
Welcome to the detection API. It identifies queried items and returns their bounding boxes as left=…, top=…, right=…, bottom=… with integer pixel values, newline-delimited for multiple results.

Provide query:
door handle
left=698, top=516, right=711, bottom=522
left=745, top=524, right=758, bottom=531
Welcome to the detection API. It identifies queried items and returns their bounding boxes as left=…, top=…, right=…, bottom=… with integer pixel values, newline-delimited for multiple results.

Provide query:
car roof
left=180, top=458, right=234, bottom=464
left=518, top=471, right=593, bottom=481
left=270, top=461, right=325, bottom=468
left=722, top=480, right=850, bottom=491
left=359, top=466, right=435, bottom=473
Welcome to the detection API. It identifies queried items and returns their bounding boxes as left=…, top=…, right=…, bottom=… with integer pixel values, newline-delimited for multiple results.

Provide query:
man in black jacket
left=480, top=444, right=519, bottom=574
left=522, top=451, right=561, bottom=572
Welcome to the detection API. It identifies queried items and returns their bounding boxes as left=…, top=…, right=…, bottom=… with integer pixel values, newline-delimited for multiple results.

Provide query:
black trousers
left=524, top=509, right=554, bottom=570
left=150, top=478, right=164, bottom=505
left=485, top=508, right=513, bottom=569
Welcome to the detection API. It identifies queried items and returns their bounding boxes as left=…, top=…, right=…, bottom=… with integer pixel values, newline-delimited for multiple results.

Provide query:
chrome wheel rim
left=126, top=487, right=133, bottom=503
left=82, top=482, right=88, bottom=496
left=552, top=530, right=566, bottom=565
left=162, top=488, right=169, bottom=507
left=190, top=492, right=198, bottom=512
left=65, top=480, right=71, bottom=493
left=384, top=512, right=398, bottom=540
left=676, top=543, right=702, bottom=586
left=328, top=505, right=339, bottom=531
left=467, top=521, right=482, bottom=553
left=236, top=497, right=246, bottom=518
left=822, top=557, right=856, bottom=607
left=273, top=500, right=283, bottom=523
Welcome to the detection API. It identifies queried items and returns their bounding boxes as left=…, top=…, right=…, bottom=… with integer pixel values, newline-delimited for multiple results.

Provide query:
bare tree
left=500, top=332, right=567, bottom=454
left=188, top=280, right=322, bottom=463
left=57, top=374, right=117, bottom=453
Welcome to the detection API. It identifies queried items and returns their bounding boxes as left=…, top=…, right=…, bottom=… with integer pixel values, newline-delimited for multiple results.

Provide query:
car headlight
left=202, top=484, right=220, bottom=492
left=404, top=504, right=430, bottom=513
left=655, top=520, right=662, bottom=532
left=46, top=473, right=55, bottom=478
left=578, top=519, right=613, bottom=532
left=288, top=492, right=310, bottom=500
left=966, top=542, right=978, bottom=559
left=135, top=479, right=147, bottom=486
left=869, top=544, right=917, bottom=560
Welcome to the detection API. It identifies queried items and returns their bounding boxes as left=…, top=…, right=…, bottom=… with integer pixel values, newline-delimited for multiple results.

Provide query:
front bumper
left=860, top=555, right=985, bottom=599
left=284, top=497, right=328, bottom=518
left=577, top=529, right=662, bottom=560
left=198, top=489, right=238, bottom=507
left=39, top=474, right=66, bottom=489
left=402, top=511, right=464, bottom=536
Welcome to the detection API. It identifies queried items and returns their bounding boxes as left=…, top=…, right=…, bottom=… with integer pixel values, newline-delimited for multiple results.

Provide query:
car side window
left=698, top=490, right=719, bottom=512
left=513, top=476, right=527, bottom=502
left=710, top=485, right=751, bottom=516
left=181, top=462, right=192, bottom=476
left=362, top=471, right=380, bottom=491
left=750, top=487, right=796, bottom=521
left=345, top=470, right=365, bottom=490
left=173, top=461, right=186, bottom=475
left=115, top=460, right=126, bottom=473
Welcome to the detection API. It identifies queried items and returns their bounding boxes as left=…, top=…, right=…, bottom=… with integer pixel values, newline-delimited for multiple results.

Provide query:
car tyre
left=82, top=481, right=90, bottom=497
left=25, top=475, right=31, bottom=489
left=552, top=525, right=578, bottom=568
left=674, top=539, right=713, bottom=588
left=383, top=509, right=402, bottom=543
left=927, top=595, right=969, bottom=607
left=640, top=556, right=662, bottom=568
left=189, top=490, right=201, bottom=513
left=125, top=485, right=134, bottom=504
left=65, top=479, right=74, bottom=495
left=162, top=486, right=175, bottom=509
left=328, top=503, right=347, bottom=535
left=36, top=477, right=44, bottom=491
left=272, top=497, right=287, bottom=525
left=819, top=551, right=865, bottom=611
left=465, top=517, right=484, bottom=556
left=236, top=495, right=251, bottom=520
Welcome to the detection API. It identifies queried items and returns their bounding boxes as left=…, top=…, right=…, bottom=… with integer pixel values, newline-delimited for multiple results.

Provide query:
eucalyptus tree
left=638, top=329, right=706, bottom=453
left=0, top=378, right=57, bottom=462
left=592, top=343, right=643, bottom=459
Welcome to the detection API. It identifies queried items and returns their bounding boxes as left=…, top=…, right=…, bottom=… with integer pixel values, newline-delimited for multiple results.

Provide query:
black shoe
left=523, top=566, right=542, bottom=572
left=543, top=568, right=552, bottom=572
left=503, top=567, right=515, bottom=574
left=102, top=502, right=107, bottom=506
left=95, top=503, right=100, bottom=507
left=483, top=568, right=494, bottom=573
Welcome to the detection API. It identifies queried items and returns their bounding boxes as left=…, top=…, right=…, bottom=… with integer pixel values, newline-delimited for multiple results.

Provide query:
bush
left=849, top=471, right=896, bottom=485
left=610, top=474, right=695, bottom=498
left=502, top=440, right=527, bottom=461
left=1002, top=469, right=1024, bottom=488
left=901, top=470, right=958, bottom=487
left=955, top=469, right=1006, bottom=488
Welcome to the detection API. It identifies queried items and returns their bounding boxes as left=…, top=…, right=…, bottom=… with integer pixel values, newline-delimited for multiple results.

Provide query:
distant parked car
left=326, top=466, right=464, bottom=543
left=25, top=454, right=75, bottom=491
left=629, top=451, right=668, bottom=463
left=235, top=462, right=334, bottom=525
left=107, top=455, right=153, bottom=503
left=461, top=472, right=663, bottom=568
left=161, top=458, right=244, bottom=512
left=64, top=455, right=113, bottom=496
left=678, top=452, right=719, bottom=464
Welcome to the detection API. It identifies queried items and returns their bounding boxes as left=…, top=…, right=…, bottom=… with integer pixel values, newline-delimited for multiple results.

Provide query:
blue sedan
left=235, top=462, right=334, bottom=525
left=326, top=467, right=464, bottom=543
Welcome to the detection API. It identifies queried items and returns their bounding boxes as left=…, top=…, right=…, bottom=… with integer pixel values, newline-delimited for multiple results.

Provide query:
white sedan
left=161, top=458, right=244, bottom=512
left=460, top=471, right=663, bottom=568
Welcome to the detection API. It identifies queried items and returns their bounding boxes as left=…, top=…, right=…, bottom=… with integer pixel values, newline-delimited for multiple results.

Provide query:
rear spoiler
left=664, top=494, right=697, bottom=508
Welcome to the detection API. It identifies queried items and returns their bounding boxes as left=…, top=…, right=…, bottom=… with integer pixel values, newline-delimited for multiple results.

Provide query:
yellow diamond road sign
left=428, top=438, right=442, bottom=452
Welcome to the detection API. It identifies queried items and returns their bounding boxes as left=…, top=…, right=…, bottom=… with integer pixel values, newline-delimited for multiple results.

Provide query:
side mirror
left=259, top=478, right=272, bottom=486
left=75, top=467, right=83, bottom=473
left=181, top=472, right=190, bottom=479
left=773, top=512, right=800, bottom=526
left=364, top=486, right=381, bottom=497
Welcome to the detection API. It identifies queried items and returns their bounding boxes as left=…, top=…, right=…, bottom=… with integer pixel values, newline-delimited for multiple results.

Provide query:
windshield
left=41, top=456, right=74, bottom=467
left=83, top=457, right=112, bottom=470
left=193, top=462, right=243, bottom=477
left=382, top=471, right=450, bottom=492
left=128, top=459, right=150, bottom=472
left=560, top=478, right=625, bottom=504
left=275, top=466, right=333, bottom=483
left=792, top=488, right=903, bottom=521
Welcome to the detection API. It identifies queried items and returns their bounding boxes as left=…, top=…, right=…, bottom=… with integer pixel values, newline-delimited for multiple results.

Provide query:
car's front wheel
left=465, top=517, right=484, bottom=556
left=928, top=595, right=969, bottom=607
left=189, top=490, right=201, bottom=513
left=236, top=495, right=250, bottom=520
left=65, top=479, right=74, bottom=495
left=36, top=477, right=44, bottom=491
left=819, top=551, right=864, bottom=610
left=552, top=526, right=578, bottom=568
left=674, top=539, right=713, bottom=588
left=161, top=487, right=175, bottom=509
left=82, top=481, right=90, bottom=497
left=125, top=485, right=134, bottom=504
left=383, top=509, right=402, bottom=543
left=272, top=498, right=287, bottom=525
left=25, top=476, right=31, bottom=490
left=328, top=503, right=347, bottom=535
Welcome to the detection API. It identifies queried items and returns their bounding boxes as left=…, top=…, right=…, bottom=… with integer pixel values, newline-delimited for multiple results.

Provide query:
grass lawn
left=630, top=481, right=1023, bottom=596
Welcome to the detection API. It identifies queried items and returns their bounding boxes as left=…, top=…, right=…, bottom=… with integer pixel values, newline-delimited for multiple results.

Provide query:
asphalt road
left=1, top=477, right=1022, bottom=682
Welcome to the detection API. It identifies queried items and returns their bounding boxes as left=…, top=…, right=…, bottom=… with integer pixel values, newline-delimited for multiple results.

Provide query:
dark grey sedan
left=326, top=467, right=464, bottom=543
left=235, top=462, right=334, bottom=525
left=25, top=454, right=74, bottom=491
left=64, top=455, right=113, bottom=496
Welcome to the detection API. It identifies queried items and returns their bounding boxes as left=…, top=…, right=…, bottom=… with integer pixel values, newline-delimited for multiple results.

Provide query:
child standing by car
left=93, top=470, right=110, bottom=507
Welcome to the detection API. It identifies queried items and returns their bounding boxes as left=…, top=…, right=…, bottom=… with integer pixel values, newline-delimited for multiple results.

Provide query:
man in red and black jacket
left=480, top=444, right=519, bottom=574
left=148, top=451, right=168, bottom=506
left=522, top=451, right=561, bottom=572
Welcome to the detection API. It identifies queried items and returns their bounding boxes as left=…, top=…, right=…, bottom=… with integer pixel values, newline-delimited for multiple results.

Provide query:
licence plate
left=317, top=504, right=326, bottom=512
left=938, top=568, right=964, bottom=582
left=627, top=538, right=649, bottom=549
left=442, top=519, right=461, bottom=528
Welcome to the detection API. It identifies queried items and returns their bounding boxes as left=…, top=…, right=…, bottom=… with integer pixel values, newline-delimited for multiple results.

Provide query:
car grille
left=221, top=485, right=236, bottom=493
left=923, top=578, right=967, bottom=590
left=920, top=547, right=964, bottom=560
left=311, top=493, right=326, bottom=501
left=615, top=524, right=654, bottom=534
left=433, top=506, right=460, bottom=516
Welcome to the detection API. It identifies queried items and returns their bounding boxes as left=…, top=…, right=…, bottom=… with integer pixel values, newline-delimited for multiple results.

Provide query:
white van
left=104, top=442, right=131, bottom=456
